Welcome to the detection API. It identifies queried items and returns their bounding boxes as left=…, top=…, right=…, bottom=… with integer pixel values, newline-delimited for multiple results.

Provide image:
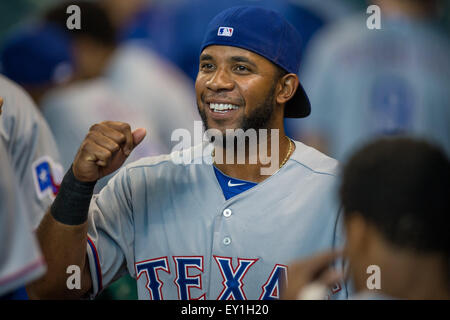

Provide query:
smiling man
left=198, top=47, right=276, bottom=131
left=195, top=8, right=310, bottom=180
left=28, top=6, right=348, bottom=300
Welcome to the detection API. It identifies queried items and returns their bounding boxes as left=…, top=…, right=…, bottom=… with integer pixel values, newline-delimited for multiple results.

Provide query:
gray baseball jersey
left=85, top=140, right=348, bottom=300
left=0, top=75, right=63, bottom=228
left=0, top=141, right=46, bottom=296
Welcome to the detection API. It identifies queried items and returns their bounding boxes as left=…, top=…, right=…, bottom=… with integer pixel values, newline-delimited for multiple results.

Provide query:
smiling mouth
left=208, top=103, right=240, bottom=113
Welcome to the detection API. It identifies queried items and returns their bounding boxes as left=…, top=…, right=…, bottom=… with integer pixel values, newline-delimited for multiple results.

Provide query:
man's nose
left=206, top=68, right=234, bottom=91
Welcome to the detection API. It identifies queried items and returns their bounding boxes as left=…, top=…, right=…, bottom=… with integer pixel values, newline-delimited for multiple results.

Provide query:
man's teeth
left=209, top=103, right=239, bottom=111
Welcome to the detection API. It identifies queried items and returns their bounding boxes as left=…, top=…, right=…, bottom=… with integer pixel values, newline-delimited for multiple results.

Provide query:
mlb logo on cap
left=218, top=27, right=233, bottom=37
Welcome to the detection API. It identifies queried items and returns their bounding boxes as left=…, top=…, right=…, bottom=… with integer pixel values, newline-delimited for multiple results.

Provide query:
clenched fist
left=72, top=121, right=146, bottom=182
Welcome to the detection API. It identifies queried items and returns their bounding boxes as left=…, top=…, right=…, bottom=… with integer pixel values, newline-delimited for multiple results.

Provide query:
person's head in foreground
left=340, top=137, right=450, bottom=299
left=281, top=137, right=450, bottom=300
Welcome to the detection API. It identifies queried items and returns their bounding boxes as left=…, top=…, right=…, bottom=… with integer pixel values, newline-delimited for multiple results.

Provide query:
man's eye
left=235, top=65, right=250, bottom=72
left=201, top=63, right=214, bottom=70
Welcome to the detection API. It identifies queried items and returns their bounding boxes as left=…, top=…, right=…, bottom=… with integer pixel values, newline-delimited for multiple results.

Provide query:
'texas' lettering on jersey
left=134, top=256, right=288, bottom=300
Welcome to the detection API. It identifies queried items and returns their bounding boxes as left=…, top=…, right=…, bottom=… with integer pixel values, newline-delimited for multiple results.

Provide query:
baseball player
left=0, top=139, right=46, bottom=298
left=297, top=0, right=450, bottom=160
left=28, top=7, right=348, bottom=300
left=0, top=75, right=63, bottom=229
left=0, top=76, right=64, bottom=298
left=40, top=1, right=199, bottom=194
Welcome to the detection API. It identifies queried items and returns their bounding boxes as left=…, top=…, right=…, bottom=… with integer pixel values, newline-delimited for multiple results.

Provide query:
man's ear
left=276, top=73, right=299, bottom=105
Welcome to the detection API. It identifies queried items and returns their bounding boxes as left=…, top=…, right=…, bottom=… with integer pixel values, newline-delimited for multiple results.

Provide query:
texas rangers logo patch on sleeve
left=32, top=156, right=63, bottom=199
left=218, top=27, right=233, bottom=37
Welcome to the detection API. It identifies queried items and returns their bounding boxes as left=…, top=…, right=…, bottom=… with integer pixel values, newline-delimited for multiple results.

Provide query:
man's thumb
left=132, top=128, right=147, bottom=147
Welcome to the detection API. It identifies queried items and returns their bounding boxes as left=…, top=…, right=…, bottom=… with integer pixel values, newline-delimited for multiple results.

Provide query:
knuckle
left=111, top=142, right=120, bottom=151
left=80, top=140, right=91, bottom=150
left=116, top=132, right=126, bottom=143
left=89, top=123, right=101, bottom=132
left=86, top=131, right=96, bottom=140
left=100, top=121, right=112, bottom=127
left=120, top=122, right=131, bottom=131
left=103, top=149, right=112, bottom=159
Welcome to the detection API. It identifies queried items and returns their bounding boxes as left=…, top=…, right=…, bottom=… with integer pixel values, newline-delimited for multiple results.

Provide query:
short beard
left=198, top=82, right=277, bottom=148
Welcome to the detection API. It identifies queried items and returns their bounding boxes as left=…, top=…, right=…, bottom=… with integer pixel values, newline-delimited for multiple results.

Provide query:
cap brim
left=284, top=82, right=311, bottom=118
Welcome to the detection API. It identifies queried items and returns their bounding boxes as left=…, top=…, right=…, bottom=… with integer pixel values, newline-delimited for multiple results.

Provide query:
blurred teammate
left=0, top=23, right=74, bottom=106
left=0, top=75, right=62, bottom=228
left=0, top=75, right=63, bottom=298
left=296, top=0, right=450, bottom=160
left=41, top=1, right=198, bottom=192
left=283, top=137, right=450, bottom=300
left=1, top=96, right=40, bottom=298
left=123, top=0, right=327, bottom=82
left=0, top=140, right=46, bottom=299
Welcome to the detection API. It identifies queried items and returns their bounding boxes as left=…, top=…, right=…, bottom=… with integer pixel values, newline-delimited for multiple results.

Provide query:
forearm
left=26, top=167, right=95, bottom=299
left=27, top=212, right=91, bottom=299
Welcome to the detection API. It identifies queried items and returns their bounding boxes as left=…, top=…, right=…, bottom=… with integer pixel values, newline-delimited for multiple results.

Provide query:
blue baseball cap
left=200, top=6, right=311, bottom=118
left=0, top=23, right=74, bottom=86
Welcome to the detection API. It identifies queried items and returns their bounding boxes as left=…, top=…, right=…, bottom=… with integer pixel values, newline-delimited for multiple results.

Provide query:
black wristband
left=50, top=165, right=97, bottom=225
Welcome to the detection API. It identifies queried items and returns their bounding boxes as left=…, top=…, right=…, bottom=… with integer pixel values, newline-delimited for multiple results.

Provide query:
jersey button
left=223, top=237, right=232, bottom=246
left=223, top=208, right=232, bottom=217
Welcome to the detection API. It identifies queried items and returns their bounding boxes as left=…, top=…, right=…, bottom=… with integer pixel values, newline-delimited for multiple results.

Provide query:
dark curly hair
left=340, top=137, right=450, bottom=254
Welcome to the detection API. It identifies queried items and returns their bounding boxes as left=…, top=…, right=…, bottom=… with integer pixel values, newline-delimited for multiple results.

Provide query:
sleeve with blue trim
left=85, top=166, right=135, bottom=298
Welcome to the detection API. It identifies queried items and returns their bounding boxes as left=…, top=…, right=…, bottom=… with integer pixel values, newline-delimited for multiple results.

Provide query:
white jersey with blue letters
left=86, top=141, right=347, bottom=300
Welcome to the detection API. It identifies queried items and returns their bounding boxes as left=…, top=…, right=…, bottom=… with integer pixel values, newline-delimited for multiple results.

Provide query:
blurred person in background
left=1, top=2, right=155, bottom=192
left=0, top=23, right=74, bottom=106
left=292, top=0, right=450, bottom=160
left=0, top=0, right=57, bottom=44
left=120, top=0, right=350, bottom=81
left=99, top=0, right=147, bottom=34
left=290, top=0, right=360, bottom=22
left=0, top=95, right=43, bottom=300
left=39, top=1, right=198, bottom=191
left=282, top=137, right=450, bottom=300
left=0, top=129, right=47, bottom=300
left=0, top=76, right=63, bottom=299
left=98, top=0, right=200, bottom=152
left=0, top=75, right=62, bottom=229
